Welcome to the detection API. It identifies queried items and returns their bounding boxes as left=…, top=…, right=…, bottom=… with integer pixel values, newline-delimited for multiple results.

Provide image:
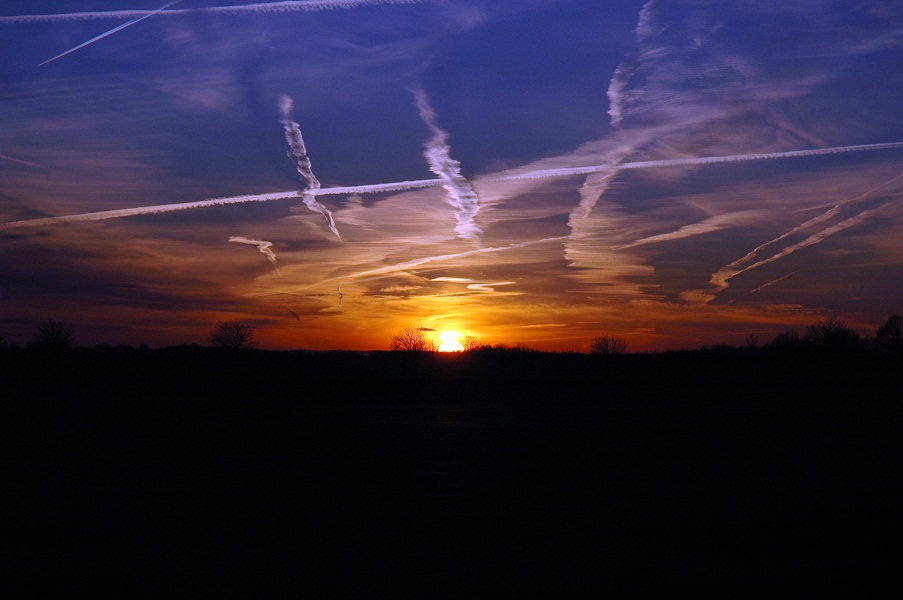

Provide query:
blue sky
left=1, top=0, right=902, bottom=350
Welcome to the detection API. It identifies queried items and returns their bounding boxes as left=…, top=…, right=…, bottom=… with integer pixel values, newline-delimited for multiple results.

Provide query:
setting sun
left=438, top=331, right=464, bottom=352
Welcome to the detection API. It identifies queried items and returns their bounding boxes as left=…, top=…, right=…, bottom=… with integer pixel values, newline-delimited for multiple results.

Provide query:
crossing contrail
left=279, top=95, right=340, bottom=239
left=414, top=90, right=481, bottom=241
left=38, top=0, right=182, bottom=66
left=0, top=1, right=427, bottom=24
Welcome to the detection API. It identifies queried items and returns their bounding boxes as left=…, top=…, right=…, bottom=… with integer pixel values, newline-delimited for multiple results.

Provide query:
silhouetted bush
left=589, top=335, right=628, bottom=355
left=32, top=321, right=75, bottom=352
left=209, top=321, right=258, bottom=350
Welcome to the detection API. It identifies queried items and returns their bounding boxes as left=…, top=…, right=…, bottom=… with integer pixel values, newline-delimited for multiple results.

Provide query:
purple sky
left=2, top=0, right=902, bottom=351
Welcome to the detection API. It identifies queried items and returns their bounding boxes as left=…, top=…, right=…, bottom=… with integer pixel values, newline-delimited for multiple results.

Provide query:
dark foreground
left=2, top=347, right=901, bottom=595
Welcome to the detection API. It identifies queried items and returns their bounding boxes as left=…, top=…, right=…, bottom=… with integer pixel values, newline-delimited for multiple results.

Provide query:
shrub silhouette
left=33, top=321, right=75, bottom=351
left=209, top=321, right=258, bottom=350
left=589, top=334, right=628, bottom=355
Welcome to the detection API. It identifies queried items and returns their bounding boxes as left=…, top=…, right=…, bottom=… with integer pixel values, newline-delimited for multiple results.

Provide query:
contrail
left=311, top=178, right=441, bottom=196
left=710, top=172, right=903, bottom=290
left=607, top=0, right=658, bottom=127
left=413, top=90, right=481, bottom=241
left=38, top=0, right=182, bottom=67
left=4, top=142, right=901, bottom=231
left=751, top=270, right=800, bottom=293
left=0, top=153, right=44, bottom=168
left=229, top=236, right=277, bottom=264
left=728, top=201, right=901, bottom=278
left=339, top=236, right=567, bottom=283
left=491, top=142, right=903, bottom=183
left=0, top=1, right=427, bottom=24
left=0, top=190, right=300, bottom=230
left=279, top=95, right=340, bottom=239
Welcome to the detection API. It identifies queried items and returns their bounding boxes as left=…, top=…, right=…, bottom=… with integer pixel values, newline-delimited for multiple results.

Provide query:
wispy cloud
left=0, top=1, right=428, bottom=24
left=413, top=90, right=481, bottom=241
left=38, top=0, right=182, bottom=67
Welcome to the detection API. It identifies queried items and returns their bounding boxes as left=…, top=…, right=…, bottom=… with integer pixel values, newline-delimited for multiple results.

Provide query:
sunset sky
left=2, top=0, right=902, bottom=351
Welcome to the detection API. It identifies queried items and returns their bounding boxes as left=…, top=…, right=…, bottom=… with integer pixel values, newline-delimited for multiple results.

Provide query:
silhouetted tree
left=389, top=326, right=437, bottom=351
left=33, top=321, right=75, bottom=351
left=589, top=334, right=628, bottom=355
left=209, top=321, right=258, bottom=350
left=803, top=316, right=862, bottom=353
left=875, top=314, right=902, bottom=353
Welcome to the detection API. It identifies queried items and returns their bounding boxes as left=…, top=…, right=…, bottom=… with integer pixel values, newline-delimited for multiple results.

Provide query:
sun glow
left=438, top=330, right=464, bottom=352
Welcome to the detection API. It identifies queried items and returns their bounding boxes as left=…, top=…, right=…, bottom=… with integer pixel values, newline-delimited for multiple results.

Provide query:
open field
left=2, top=348, right=901, bottom=594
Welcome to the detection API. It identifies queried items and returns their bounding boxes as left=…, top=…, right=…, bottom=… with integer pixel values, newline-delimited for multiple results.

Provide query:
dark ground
left=2, top=347, right=901, bottom=595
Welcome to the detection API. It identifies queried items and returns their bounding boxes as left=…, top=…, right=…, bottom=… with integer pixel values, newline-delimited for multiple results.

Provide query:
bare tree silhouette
left=389, top=326, right=437, bottom=351
left=803, top=316, right=862, bottom=353
left=209, top=321, right=258, bottom=350
left=589, top=334, right=628, bottom=355
left=33, top=321, right=75, bottom=351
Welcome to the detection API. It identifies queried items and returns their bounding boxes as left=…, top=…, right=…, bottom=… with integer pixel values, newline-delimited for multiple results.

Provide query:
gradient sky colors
left=2, top=0, right=902, bottom=351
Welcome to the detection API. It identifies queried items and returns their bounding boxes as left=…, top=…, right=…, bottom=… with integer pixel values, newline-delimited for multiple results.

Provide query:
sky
left=1, top=0, right=902, bottom=352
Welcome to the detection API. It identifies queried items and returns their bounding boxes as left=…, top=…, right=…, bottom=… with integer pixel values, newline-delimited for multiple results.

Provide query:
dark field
left=2, top=347, right=901, bottom=595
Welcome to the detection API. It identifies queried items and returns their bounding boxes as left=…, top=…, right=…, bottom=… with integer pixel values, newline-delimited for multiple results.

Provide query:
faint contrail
left=0, top=190, right=301, bottom=230
left=413, top=90, right=481, bottom=241
left=0, top=1, right=427, bottom=24
left=0, top=153, right=44, bottom=168
left=339, top=236, right=567, bottom=283
left=492, top=142, right=903, bottom=182
left=229, top=236, right=277, bottom=264
left=729, top=201, right=901, bottom=277
left=38, top=0, right=182, bottom=67
left=279, top=95, right=340, bottom=239
left=710, top=172, right=903, bottom=290
left=751, top=270, right=800, bottom=293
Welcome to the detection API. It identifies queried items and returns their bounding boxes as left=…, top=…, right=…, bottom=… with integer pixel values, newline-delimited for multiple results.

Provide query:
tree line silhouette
left=2, top=314, right=901, bottom=356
